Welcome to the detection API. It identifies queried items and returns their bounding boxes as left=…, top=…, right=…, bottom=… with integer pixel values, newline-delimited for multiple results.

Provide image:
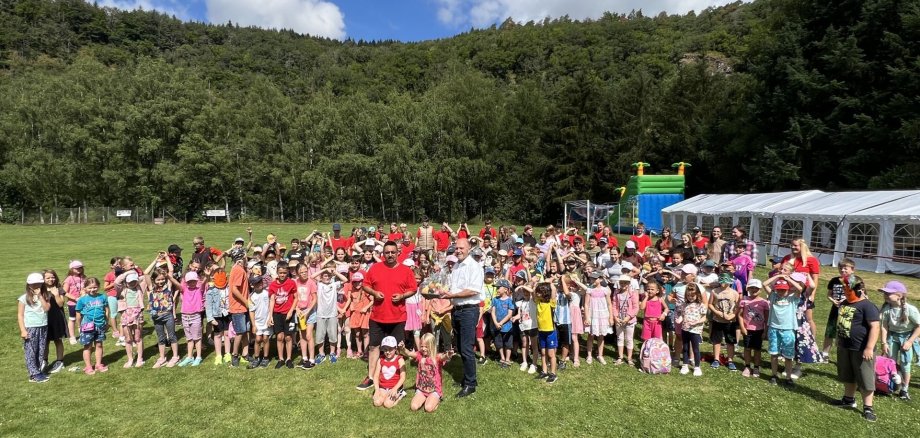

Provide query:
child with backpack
left=739, top=279, right=769, bottom=377
left=764, top=268, right=804, bottom=386
left=879, top=281, right=919, bottom=400
left=831, top=276, right=880, bottom=422
left=640, top=281, right=668, bottom=341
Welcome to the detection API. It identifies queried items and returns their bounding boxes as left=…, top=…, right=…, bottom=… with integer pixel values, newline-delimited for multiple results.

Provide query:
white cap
left=26, top=273, right=44, bottom=284
left=747, top=279, right=763, bottom=289
left=402, top=259, right=416, bottom=267
left=681, top=264, right=698, bottom=275
left=625, top=240, right=636, bottom=249
left=381, top=336, right=398, bottom=348
left=620, top=261, right=635, bottom=272
left=126, top=271, right=139, bottom=283
left=184, top=271, right=199, bottom=283
left=247, top=260, right=260, bottom=269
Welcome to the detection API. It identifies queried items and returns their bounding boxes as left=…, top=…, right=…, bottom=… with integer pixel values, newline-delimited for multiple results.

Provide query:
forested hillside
left=0, top=0, right=917, bottom=223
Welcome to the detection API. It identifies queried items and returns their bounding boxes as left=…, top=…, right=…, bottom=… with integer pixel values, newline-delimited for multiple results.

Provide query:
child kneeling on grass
left=404, top=333, right=451, bottom=412
left=831, top=276, right=880, bottom=422
left=373, top=336, right=406, bottom=408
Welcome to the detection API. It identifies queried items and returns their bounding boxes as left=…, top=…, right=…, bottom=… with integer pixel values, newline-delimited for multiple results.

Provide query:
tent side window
left=779, top=219, right=803, bottom=246
left=809, top=221, right=837, bottom=253
left=736, top=216, right=751, bottom=232
left=701, top=216, right=715, bottom=233
left=718, top=216, right=733, bottom=230
left=893, top=224, right=920, bottom=262
left=758, top=218, right=774, bottom=246
left=846, top=223, right=879, bottom=259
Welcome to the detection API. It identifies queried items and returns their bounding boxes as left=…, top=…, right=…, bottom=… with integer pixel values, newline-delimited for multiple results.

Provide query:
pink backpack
left=875, top=356, right=899, bottom=394
left=640, top=338, right=671, bottom=374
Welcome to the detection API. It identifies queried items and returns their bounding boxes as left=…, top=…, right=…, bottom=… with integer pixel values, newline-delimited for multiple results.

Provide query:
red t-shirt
left=398, top=242, right=415, bottom=263
left=365, top=262, right=417, bottom=324
left=693, top=237, right=710, bottom=250
left=104, top=272, right=117, bottom=297
left=508, top=263, right=525, bottom=279
left=433, top=230, right=451, bottom=251
left=228, top=263, right=250, bottom=314
left=457, top=229, right=469, bottom=239
left=783, top=255, right=820, bottom=276
left=268, top=278, right=296, bottom=314
left=630, top=234, right=652, bottom=253
left=330, top=236, right=355, bottom=254
left=479, top=227, right=497, bottom=239
left=377, top=354, right=402, bottom=389
left=605, top=236, right=619, bottom=249
left=387, top=232, right=404, bottom=242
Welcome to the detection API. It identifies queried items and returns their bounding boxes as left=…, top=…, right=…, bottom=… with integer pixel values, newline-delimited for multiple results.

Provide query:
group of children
left=16, top=227, right=920, bottom=421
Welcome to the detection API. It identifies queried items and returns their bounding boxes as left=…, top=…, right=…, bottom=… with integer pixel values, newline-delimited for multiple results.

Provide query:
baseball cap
left=374, top=245, right=384, bottom=253
left=620, top=261, right=635, bottom=272
left=495, top=279, right=512, bottom=289
left=470, top=247, right=484, bottom=257
left=247, top=260, right=260, bottom=269
left=498, top=249, right=508, bottom=257
left=184, top=271, right=199, bottom=283
left=332, top=223, right=341, bottom=231
left=26, top=273, right=44, bottom=284
left=790, top=272, right=807, bottom=284
left=701, top=260, right=716, bottom=269
left=694, top=247, right=706, bottom=256
left=351, top=272, right=365, bottom=282
left=718, top=273, right=734, bottom=284
left=616, top=275, right=631, bottom=283
left=598, top=238, right=608, bottom=245
left=625, top=241, right=636, bottom=249
left=69, top=260, right=84, bottom=269
left=402, top=259, right=416, bottom=267
left=515, top=270, right=528, bottom=279
left=588, top=271, right=603, bottom=279
left=446, top=255, right=458, bottom=264
left=515, top=237, right=524, bottom=244
left=484, top=266, right=495, bottom=275
left=421, top=215, right=429, bottom=222
left=368, top=226, right=376, bottom=232
left=692, top=226, right=701, bottom=233
left=747, top=279, right=763, bottom=289
left=381, top=336, right=397, bottom=349
left=126, top=271, right=139, bottom=283
left=681, top=264, right=698, bottom=275
left=513, top=248, right=523, bottom=257
left=234, top=237, right=245, bottom=243
left=770, top=256, right=784, bottom=264
left=879, top=281, right=907, bottom=294
left=774, top=278, right=790, bottom=290
left=168, top=244, right=182, bottom=253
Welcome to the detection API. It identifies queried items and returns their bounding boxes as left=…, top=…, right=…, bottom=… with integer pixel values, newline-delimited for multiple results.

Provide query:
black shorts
left=213, top=316, right=231, bottom=333
left=521, top=328, right=538, bottom=338
left=710, top=321, right=738, bottom=345
left=272, top=313, right=294, bottom=334
left=368, top=320, right=405, bottom=347
left=663, top=311, right=675, bottom=332
left=494, top=331, right=513, bottom=349
left=556, top=324, right=571, bottom=346
left=743, top=330, right=764, bottom=350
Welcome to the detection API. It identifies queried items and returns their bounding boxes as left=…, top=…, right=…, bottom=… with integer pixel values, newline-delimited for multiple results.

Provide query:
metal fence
left=0, top=207, right=180, bottom=225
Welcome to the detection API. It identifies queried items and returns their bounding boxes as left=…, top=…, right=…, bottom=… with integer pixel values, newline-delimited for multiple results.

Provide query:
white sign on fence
left=205, top=209, right=227, bottom=217
left=116, top=210, right=132, bottom=217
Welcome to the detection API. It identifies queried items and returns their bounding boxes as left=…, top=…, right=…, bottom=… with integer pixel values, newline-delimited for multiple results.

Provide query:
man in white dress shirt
left=441, top=238, right=483, bottom=398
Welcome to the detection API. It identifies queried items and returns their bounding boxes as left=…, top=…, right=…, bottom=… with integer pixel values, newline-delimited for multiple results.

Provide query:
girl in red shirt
left=373, top=336, right=406, bottom=408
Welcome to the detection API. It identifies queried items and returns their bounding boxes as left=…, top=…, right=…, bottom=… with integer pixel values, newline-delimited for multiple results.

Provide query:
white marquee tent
left=660, top=190, right=920, bottom=276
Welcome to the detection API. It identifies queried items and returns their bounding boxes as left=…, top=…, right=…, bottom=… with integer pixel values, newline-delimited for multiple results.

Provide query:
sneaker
left=330, top=354, right=338, bottom=364
left=752, top=367, right=761, bottom=378
left=528, top=364, right=537, bottom=374
left=741, top=367, right=751, bottom=377
left=520, top=361, right=528, bottom=372
left=95, top=364, right=109, bottom=373
left=558, top=361, right=567, bottom=371
left=123, top=361, right=134, bottom=369
left=863, top=409, right=877, bottom=422
left=315, top=354, right=326, bottom=365
left=477, top=356, right=487, bottom=365
left=230, top=355, right=241, bottom=368
left=770, top=377, right=779, bottom=386
left=298, top=360, right=309, bottom=370
left=274, top=360, right=285, bottom=369
left=586, top=356, right=593, bottom=365
left=546, top=373, right=558, bottom=384
left=69, top=337, right=77, bottom=345
left=48, top=360, right=65, bottom=374
left=29, top=374, right=50, bottom=383
left=535, top=372, right=549, bottom=380
left=247, top=360, right=259, bottom=370
left=223, top=353, right=232, bottom=363
left=614, top=359, right=623, bottom=365
left=899, top=390, right=911, bottom=401
left=710, top=361, right=720, bottom=370
left=500, top=362, right=509, bottom=369
left=790, top=365, right=802, bottom=380
left=166, top=356, right=180, bottom=368
left=134, top=360, right=144, bottom=368
left=693, top=367, right=702, bottom=377
left=213, top=356, right=223, bottom=366
left=178, top=357, right=193, bottom=367
left=597, top=357, right=607, bottom=365
left=784, top=379, right=795, bottom=388
left=304, top=360, right=315, bottom=369
left=259, top=358, right=270, bottom=368
left=241, top=355, right=252, bottom=365
left=191, top=357, right=202, bottom=367
left=727, top=362, right=738, bottom=372
left=286, top=359, right=294, bottom=369
left=680, top=365, right=690, bottom=375
left=831, top=397, right=857, bottom=409
left=356, top=377, right=374, bottom=391
left=83, top=366, right=95, bottom=375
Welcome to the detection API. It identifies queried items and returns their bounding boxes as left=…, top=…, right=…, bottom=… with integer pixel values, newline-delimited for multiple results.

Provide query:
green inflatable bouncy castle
left=609, top=162, right=687, bottom=234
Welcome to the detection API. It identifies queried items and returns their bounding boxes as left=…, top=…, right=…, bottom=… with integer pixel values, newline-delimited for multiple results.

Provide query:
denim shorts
left=768, top=327, right=795, bottom=359
left=231, top=312, right=250, bottom=334
left=79, top=324, right=107, bottom=346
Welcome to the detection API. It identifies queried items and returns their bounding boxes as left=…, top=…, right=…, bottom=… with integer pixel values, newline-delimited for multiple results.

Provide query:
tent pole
left=587, top=200, right=591, bottom=235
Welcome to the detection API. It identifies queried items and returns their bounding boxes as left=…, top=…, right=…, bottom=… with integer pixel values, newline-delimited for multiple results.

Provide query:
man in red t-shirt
left=629, top=222, right=652, bottom=253
left=268, top=265, right=298, bottom=368
left=228, top=260, right=252, bottom=366
left=329, top=223, right=355, bottom=255
left=356, top=241, right=418, bottom=390
left=691, top=227, right=710, bottom=250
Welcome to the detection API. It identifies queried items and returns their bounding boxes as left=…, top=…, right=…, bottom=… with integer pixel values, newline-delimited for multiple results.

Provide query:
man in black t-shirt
left=831, top=275, right=880, bottom=422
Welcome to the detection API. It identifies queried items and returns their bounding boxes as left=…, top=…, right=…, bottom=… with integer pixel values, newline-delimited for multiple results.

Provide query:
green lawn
left=1, top=224, right=918, bottom=436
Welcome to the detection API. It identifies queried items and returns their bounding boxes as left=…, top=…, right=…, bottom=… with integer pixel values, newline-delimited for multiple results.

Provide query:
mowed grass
left=1, top=223, right=919, bottom=437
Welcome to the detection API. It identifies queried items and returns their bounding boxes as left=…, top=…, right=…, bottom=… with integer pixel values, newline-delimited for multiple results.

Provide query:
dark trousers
left=452, top=305, right=479, bottom=388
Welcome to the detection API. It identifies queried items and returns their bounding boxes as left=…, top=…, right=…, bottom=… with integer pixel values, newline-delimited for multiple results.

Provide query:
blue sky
left=96, top=0, right=745, bottom=42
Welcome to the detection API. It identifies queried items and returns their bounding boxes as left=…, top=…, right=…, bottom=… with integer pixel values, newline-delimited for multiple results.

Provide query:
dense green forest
left=0, top=0, right=917, bottom=223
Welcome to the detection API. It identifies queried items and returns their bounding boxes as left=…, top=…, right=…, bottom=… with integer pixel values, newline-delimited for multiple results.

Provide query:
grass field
left=2, top=223, right=918, bottom=437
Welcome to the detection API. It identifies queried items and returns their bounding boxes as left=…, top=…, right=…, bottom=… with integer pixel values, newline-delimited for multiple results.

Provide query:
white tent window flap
left=847, top=223, right=880, bottom=258
left=759, top=218, right=774, bottom=246
left=893, top=224, right=920, bottom=262
left=702, top=216, right=715, bottom=232
left=718, top=216, right=734, bottom=230
left=810, top=221, right=837, bottom=252
left=736, top=216, right=751, bottom=231
left=780, top=220, right=804, bottom=246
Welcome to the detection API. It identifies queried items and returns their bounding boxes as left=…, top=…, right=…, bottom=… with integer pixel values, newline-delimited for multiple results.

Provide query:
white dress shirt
left=449, top=255, right=484, bottom=306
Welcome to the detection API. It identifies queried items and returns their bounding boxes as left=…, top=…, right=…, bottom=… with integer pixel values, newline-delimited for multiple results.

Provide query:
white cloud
left=95, top=0, right=191, bottom=19
left=435, top=0, right=745, bottom=28
left=206, top=0, right=346, bottom=40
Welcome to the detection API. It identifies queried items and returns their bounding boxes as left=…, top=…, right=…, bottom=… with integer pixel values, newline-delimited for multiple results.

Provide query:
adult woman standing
left=784, top=239, right=823, bottom=372
left=655, top=227, right=674, bottom=263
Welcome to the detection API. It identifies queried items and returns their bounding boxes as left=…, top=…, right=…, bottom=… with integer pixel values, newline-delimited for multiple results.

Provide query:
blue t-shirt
left=76, top=293, right=108, bottom=325
left=768, top=291, right=800, bottom=330
left=491, top=297, right=516, bottom=333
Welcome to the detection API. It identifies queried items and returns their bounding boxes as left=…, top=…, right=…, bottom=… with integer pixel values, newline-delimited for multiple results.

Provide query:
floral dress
left=795, top=289, right=821, bottom=363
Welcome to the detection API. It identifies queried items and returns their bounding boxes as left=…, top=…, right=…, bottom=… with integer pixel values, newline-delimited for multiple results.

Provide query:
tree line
left=0, top=0, right=916, bottom=223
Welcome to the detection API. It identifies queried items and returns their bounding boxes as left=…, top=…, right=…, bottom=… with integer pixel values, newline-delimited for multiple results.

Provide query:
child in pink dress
left=640, top=281, right=668, bottom=341
left=404, top=332, right=450, bottom=412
